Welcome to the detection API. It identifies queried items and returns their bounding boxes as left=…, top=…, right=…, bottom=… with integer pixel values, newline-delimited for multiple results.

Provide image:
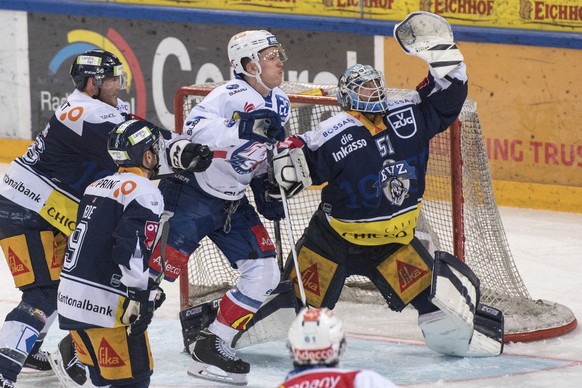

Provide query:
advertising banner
left=116, top=0, right=582, bottom=32
left=28, top=13, right=375, bottom=136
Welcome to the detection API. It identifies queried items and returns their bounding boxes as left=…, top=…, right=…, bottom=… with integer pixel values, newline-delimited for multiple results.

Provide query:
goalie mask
left=288, top=307, right=346, bottom=366
left=107, top=119, right=162, bottom=175
left=70, top=49, right=127, bottom=91
left=337, top=64, right=389, bottom=114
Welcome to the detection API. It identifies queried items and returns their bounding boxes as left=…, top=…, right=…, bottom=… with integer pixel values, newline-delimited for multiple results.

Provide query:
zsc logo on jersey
left=386, top=107, right=417, bottom=139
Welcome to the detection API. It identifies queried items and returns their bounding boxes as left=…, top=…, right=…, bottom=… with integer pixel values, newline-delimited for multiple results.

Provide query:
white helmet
left=227, top=30, right=287, bottom=75
left=288, top=307, right=346, bottom=366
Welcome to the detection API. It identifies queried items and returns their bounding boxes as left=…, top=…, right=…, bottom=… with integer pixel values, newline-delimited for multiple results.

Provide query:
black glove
left=235, top=109, right=285, bottom=143
left=250, top=176, right=285, bottom=221
left=168, top=140, right=213, bottom=173
left=120, top=280, right=164, bottom=336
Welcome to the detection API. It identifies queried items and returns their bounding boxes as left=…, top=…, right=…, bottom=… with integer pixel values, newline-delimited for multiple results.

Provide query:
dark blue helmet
left=107, top=119, right=161, bottom=169
left=70, top=49, right=127, bottom=90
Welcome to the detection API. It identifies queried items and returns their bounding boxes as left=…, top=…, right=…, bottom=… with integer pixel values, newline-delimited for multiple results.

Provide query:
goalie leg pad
left=466, top=304, right=504, bottom=357
left=420, top=251, right=479, bottom=356
left=429, top=251, right=480, bottom=327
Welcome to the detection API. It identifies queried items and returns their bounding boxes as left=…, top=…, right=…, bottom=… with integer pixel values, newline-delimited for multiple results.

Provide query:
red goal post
left=173, top=82, right=577, bottom=343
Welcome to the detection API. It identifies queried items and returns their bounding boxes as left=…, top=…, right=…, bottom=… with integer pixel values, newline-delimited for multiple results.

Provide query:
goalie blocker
left=419, top=251, right=504, bottom=357
left=180, top=280, right=299, bottom=352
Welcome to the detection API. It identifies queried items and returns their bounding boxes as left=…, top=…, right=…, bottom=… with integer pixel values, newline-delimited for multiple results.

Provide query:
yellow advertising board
left=117, top=0, right=582, bottom=32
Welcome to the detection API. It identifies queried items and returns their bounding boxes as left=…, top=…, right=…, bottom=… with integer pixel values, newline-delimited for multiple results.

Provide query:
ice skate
left=48, top=334, right=88, bottom=387
left=0, top=375, right=15, bottom=388
left=21, top=349, right=54, bottom=376
left=187, top=329, right=249, bottom=386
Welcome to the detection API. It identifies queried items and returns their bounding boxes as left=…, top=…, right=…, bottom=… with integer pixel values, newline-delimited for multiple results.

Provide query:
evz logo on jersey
left=386, top=107, right=417, bottom=139
left=376, top=159, right=417, bottom=206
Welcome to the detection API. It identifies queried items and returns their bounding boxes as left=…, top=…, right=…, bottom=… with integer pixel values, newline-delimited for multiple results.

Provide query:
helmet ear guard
left=337, top=64, right=389, bottom=114
left=70, top=49, right=127, bottom=91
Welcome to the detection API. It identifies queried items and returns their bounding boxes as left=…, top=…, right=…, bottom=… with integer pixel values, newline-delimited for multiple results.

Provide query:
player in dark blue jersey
left=274, top=12, right=504, bottom=358
left=0, top=49, right=132, bottom=387
left=57, top=119, right=171, bottom=388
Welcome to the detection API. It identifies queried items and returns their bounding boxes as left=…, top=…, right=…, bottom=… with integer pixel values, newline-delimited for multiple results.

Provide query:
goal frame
left=173, top=84, right=577, bottom=343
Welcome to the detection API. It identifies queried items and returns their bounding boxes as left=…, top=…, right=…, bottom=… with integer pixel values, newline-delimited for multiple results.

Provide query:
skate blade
left=47, top=348, right=89, bottom=387
left=187, top=360, right=248, bottom=386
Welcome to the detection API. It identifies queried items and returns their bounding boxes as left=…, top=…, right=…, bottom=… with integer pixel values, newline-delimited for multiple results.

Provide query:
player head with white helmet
left=107, top=119, right=163, bottom=179
left=227, top=30, right=287, bottom=95
left=70, top=49, right=127, bottom=107
left=337, top=64, right=389, bottom=116
left=288, top=307, right=346, bottom=367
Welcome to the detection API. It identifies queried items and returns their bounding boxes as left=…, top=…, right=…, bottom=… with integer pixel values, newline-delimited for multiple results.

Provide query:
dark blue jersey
left=57, top=168, right=163, bottom=330
left=297, top=65, right=468, bottom=246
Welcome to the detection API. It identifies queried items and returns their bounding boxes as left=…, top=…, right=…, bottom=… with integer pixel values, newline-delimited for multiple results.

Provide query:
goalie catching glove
left=121, top=279, right=166, bottom=336
left=269, top=147, right=312, bottom=199
left=167, top=139, right=213, bottom=173
left=234, top=109, right=285, bottom=143
left=394, top=11, right=463, bottom=79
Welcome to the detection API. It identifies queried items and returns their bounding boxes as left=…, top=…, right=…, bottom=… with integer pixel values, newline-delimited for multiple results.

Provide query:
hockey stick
left=270, top=145, right=306, bottom=306
left=266, top=147, right=285, bottom=273
left=153, top=210, right=173, bottom=284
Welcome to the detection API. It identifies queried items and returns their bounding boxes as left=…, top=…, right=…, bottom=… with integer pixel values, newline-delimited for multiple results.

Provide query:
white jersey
left=180, top=78, right=290, bottom=200
left=279, top=366, right=399, bottom=388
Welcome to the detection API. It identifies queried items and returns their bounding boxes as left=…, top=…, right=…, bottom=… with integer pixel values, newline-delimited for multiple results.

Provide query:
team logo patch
left=228, top=142, right=267, bottom=174
left=376, top=159, right=417, bottom=206
left=386, top=107, right=417, bottom=138
left=243, top=102, right=255, bottom=112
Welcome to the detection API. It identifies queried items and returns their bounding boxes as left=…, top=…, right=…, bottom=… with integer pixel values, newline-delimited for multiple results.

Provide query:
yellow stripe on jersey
left=329, top=208, right=420, bottom=246
left=38, top=189, right=79, bottom=236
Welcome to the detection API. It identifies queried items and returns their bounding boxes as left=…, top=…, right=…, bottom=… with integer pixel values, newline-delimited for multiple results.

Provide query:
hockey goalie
left=272, top=11, right=505, bottom=359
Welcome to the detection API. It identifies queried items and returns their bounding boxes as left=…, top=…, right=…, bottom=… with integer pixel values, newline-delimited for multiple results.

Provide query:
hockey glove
left=394, top=11, right=463, bottom=79
left=270, top=148, right=312, bottom=199
left=234, top=109, right=285, bottom=143
left=250, top=176, right=285, bottom=221
left=167, top=139, right=213, bottom=173
left=121, top=281, right=163, bottom=336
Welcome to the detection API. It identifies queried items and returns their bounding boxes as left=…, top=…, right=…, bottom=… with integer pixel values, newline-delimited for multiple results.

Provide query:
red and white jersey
left=279, top=366, right=399, bottom=388
left=179, top=77, right=290, bottom=200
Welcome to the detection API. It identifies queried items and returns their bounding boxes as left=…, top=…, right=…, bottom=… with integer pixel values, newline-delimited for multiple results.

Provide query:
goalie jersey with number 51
left=295, top=65, right=467, bottom=246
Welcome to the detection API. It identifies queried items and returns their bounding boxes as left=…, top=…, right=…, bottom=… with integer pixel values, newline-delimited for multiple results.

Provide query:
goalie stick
left=271, top=145, right=306, bottom=306
left=266, top=147, right=285, bottom=273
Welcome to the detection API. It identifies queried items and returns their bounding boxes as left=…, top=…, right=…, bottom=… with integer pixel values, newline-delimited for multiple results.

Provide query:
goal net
left=173, top=81, right=577, bottom=343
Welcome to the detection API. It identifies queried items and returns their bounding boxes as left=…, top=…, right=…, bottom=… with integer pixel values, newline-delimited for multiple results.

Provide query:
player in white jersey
left=148, top=30, right=289, bottom=385
left=279, top=307, right=399, bottom=388
left=57, top=119, right=166, bottom=387
left=273, top=12, right=504, bottom=358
